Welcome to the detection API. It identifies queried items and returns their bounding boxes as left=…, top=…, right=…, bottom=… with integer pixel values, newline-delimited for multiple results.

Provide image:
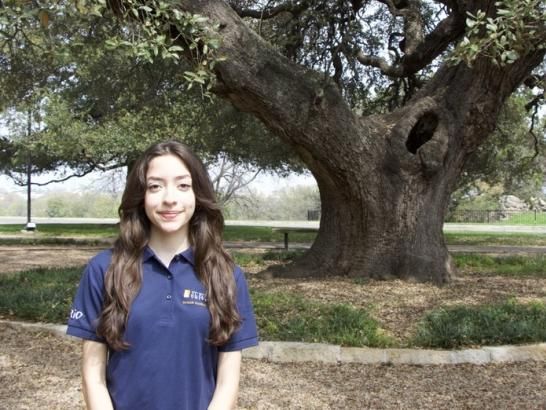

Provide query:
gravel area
left=1, top=245, right=545, bottom=409
left=1, top=322, right=545, bottom=409
left=0, top=245, right=101, bottom=275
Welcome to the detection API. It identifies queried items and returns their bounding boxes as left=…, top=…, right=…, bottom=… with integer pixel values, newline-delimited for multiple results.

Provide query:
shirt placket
left=159, top=258, right=177, bottom=324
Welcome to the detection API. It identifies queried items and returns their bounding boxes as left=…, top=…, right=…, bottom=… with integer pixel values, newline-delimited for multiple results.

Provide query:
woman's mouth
left=158, top=211, right=180, bottom=220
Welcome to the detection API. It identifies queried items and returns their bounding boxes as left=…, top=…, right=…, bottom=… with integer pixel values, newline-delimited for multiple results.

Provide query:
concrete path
left=2, top=216, right=546, bottom=234
left=4, top=320, right=545, bottom=365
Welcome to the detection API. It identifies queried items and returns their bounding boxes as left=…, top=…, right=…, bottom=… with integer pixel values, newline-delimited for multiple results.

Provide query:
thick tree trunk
left=270, top=98, right=459, bottom=284
left=295, top=176, right=454, bottom=283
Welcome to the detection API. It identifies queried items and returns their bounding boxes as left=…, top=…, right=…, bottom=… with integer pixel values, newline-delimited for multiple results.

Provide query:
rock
left=499, top=195, right=528, bottom=211
left=529, top=196, right=546, bottom=211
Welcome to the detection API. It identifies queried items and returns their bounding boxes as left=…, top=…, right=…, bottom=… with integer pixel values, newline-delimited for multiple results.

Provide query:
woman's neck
left=147, top=230, right=190, bottom=267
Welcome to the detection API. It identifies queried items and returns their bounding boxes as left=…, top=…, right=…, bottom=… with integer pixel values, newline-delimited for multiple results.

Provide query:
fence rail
left=307, top=209, right=546, bottom=224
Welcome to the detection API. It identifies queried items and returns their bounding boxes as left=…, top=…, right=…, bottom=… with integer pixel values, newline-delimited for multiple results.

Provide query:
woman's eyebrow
left=146, top=175, right=191, bottom=181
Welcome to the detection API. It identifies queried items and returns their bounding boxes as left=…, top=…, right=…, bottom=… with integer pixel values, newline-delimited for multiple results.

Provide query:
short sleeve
left=66, top=251, right=110, bottom=342
left=219, top=266, right=259, bottom=352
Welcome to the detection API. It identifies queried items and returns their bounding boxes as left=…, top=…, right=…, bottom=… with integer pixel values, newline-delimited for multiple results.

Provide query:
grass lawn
left=444, top=232, right=546, bottom=247
left=0, top=224, right=118, bottom=237
left=453, top=254, right=546, bottom=278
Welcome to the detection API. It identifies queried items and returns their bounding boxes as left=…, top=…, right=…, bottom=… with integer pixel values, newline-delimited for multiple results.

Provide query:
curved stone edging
left=243, top=341, right=546, bottom=365
left=3, top=320, right=545, bottom=365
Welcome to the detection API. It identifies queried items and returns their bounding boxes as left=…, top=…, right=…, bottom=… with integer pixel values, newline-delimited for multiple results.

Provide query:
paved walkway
left=2, top=217, right=546, bottom=234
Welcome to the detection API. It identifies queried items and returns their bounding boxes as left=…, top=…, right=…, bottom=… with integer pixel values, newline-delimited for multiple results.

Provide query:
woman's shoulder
left=232, top=264, right=250, bottom=284
left=86, top=248, right=114, bottom=272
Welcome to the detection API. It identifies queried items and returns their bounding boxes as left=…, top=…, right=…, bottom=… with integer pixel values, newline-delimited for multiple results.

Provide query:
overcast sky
left=1, top=168, right=317, bottom=197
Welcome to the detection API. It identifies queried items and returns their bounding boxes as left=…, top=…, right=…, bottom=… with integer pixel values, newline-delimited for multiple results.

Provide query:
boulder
left=529, top=197, right=546, bottom=211
left=499, top=195, right=528, bottom=211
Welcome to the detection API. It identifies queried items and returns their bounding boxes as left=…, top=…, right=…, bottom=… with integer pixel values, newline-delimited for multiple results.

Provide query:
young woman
left=67, top=141, right=258, bottom=410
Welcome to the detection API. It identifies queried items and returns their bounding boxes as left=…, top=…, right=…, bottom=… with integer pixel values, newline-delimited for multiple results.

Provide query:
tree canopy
left=1, top=1, right=544, bottom=188
left=0, top=1, right=302, bottom=186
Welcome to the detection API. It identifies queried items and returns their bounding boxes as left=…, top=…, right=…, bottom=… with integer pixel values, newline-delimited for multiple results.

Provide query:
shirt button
left=167, top=275, right=172, bottom=280
left=166, top=295, right=172, bottom=300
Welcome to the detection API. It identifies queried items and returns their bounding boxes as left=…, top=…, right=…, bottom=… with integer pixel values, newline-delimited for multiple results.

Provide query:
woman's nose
left=162, top=186, right=178, bottom=203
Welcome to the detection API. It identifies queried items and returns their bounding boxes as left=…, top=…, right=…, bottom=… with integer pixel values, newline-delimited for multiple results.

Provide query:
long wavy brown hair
left=97, top=141, right=240, bottom=350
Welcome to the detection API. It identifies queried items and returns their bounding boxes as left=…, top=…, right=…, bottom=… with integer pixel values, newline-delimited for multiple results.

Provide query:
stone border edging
left=4, top=320, right=545, bottom=365
left=243, top=341, right=546, bottom=365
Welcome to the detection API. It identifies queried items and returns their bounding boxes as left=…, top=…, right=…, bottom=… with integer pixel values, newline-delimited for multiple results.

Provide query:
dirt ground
left=1, top=245, right=546, bottom=409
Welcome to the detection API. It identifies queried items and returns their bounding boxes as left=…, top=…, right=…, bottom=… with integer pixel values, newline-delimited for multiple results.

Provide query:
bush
left=412, top=300, right=546, bottom=348
left=252, top=290, right=392, bottom=347
left=0, top=267, right=82, bottom=323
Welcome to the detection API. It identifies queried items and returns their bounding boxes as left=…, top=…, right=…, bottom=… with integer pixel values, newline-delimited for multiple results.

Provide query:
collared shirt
left=67, top=246, right=258, bottom=410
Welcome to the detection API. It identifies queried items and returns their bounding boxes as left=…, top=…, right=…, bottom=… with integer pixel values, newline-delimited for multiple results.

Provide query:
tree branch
left=6, top=166, right=97, bottom=187
left=354, top=51, right=403, bottom=77
left=375, top=0, right=404, bottom=17
left=230, top=1, right=309, bottom=20
left=352, top=11, right=464, bottom=77
left=399, top=11, right=465, bottom=74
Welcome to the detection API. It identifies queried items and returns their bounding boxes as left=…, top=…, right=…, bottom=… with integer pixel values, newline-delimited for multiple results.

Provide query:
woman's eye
left=179, top=183, right=191, bottom=190
left=147, top=184, right=162, bottom=192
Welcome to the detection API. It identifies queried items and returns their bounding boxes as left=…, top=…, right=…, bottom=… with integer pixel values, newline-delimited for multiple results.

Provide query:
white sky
left=0, top=168, right=317, bottom=197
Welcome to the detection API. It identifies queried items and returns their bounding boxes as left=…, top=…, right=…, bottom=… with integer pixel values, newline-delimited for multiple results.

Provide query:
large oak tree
left=102, top=0, right=545, bottom=283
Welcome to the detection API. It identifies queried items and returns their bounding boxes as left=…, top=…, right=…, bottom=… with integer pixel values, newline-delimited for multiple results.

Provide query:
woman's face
left=144, top=154, right=196, bottom=241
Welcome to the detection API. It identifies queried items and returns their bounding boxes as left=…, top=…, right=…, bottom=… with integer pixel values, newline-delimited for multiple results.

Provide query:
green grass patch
left=495, top=212, right=546, bottom=225
left=262, top=250, right=305, bottom=261
left=231, top=252, right=267, bottom=268
left=454, top=254, right=546, bottom=278
left=223, top=225, right=316, bottom=243
left=223, top=226, right=277, bottom=242
left=251, top=290, right=392, bottom=347
left=231, top=250, right=305, bottom=268
left=0, top=223, right=118, bottom=237
left=0, top=266, right=83, bottom=323
left=444, top=232, right=546, bottom=246
left=412, top=300, right=546, bottom=349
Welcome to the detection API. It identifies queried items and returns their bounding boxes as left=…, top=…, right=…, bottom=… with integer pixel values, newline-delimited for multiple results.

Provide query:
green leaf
left=193, top=15, right=209, bottom=24
left=168, top=45, right=184, bottom=52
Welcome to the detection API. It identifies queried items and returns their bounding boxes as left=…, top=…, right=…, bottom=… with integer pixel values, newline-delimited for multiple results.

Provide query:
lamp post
left=24, top=109, right=36, bottom=232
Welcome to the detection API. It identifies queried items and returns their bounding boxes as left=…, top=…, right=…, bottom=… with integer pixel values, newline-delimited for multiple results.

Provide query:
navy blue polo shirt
left=67, top=247, right=258, bottom=410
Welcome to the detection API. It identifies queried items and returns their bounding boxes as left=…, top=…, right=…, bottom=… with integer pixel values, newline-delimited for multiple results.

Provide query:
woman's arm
left=208, top=350, right=242, bottom=410
left=82, top=340, right=114, bottom=410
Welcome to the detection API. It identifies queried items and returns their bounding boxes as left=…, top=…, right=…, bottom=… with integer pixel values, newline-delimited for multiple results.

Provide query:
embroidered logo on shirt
left=70, top=308, right=84, bottom=320
left=182, top=289, right=208, bottom=307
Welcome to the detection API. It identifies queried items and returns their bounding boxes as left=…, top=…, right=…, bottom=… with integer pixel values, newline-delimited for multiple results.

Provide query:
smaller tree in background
left=224, top=184, right=320, bottom=221
left=450, top=94, right=546, bottom=212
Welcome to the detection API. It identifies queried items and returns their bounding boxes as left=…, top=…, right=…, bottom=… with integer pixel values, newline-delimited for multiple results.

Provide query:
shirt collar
left=143, top=245, right=195, bottom=266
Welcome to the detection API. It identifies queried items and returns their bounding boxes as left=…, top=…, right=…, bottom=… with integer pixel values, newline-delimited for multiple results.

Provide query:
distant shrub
left=412, top=300, right=546, bottom=348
